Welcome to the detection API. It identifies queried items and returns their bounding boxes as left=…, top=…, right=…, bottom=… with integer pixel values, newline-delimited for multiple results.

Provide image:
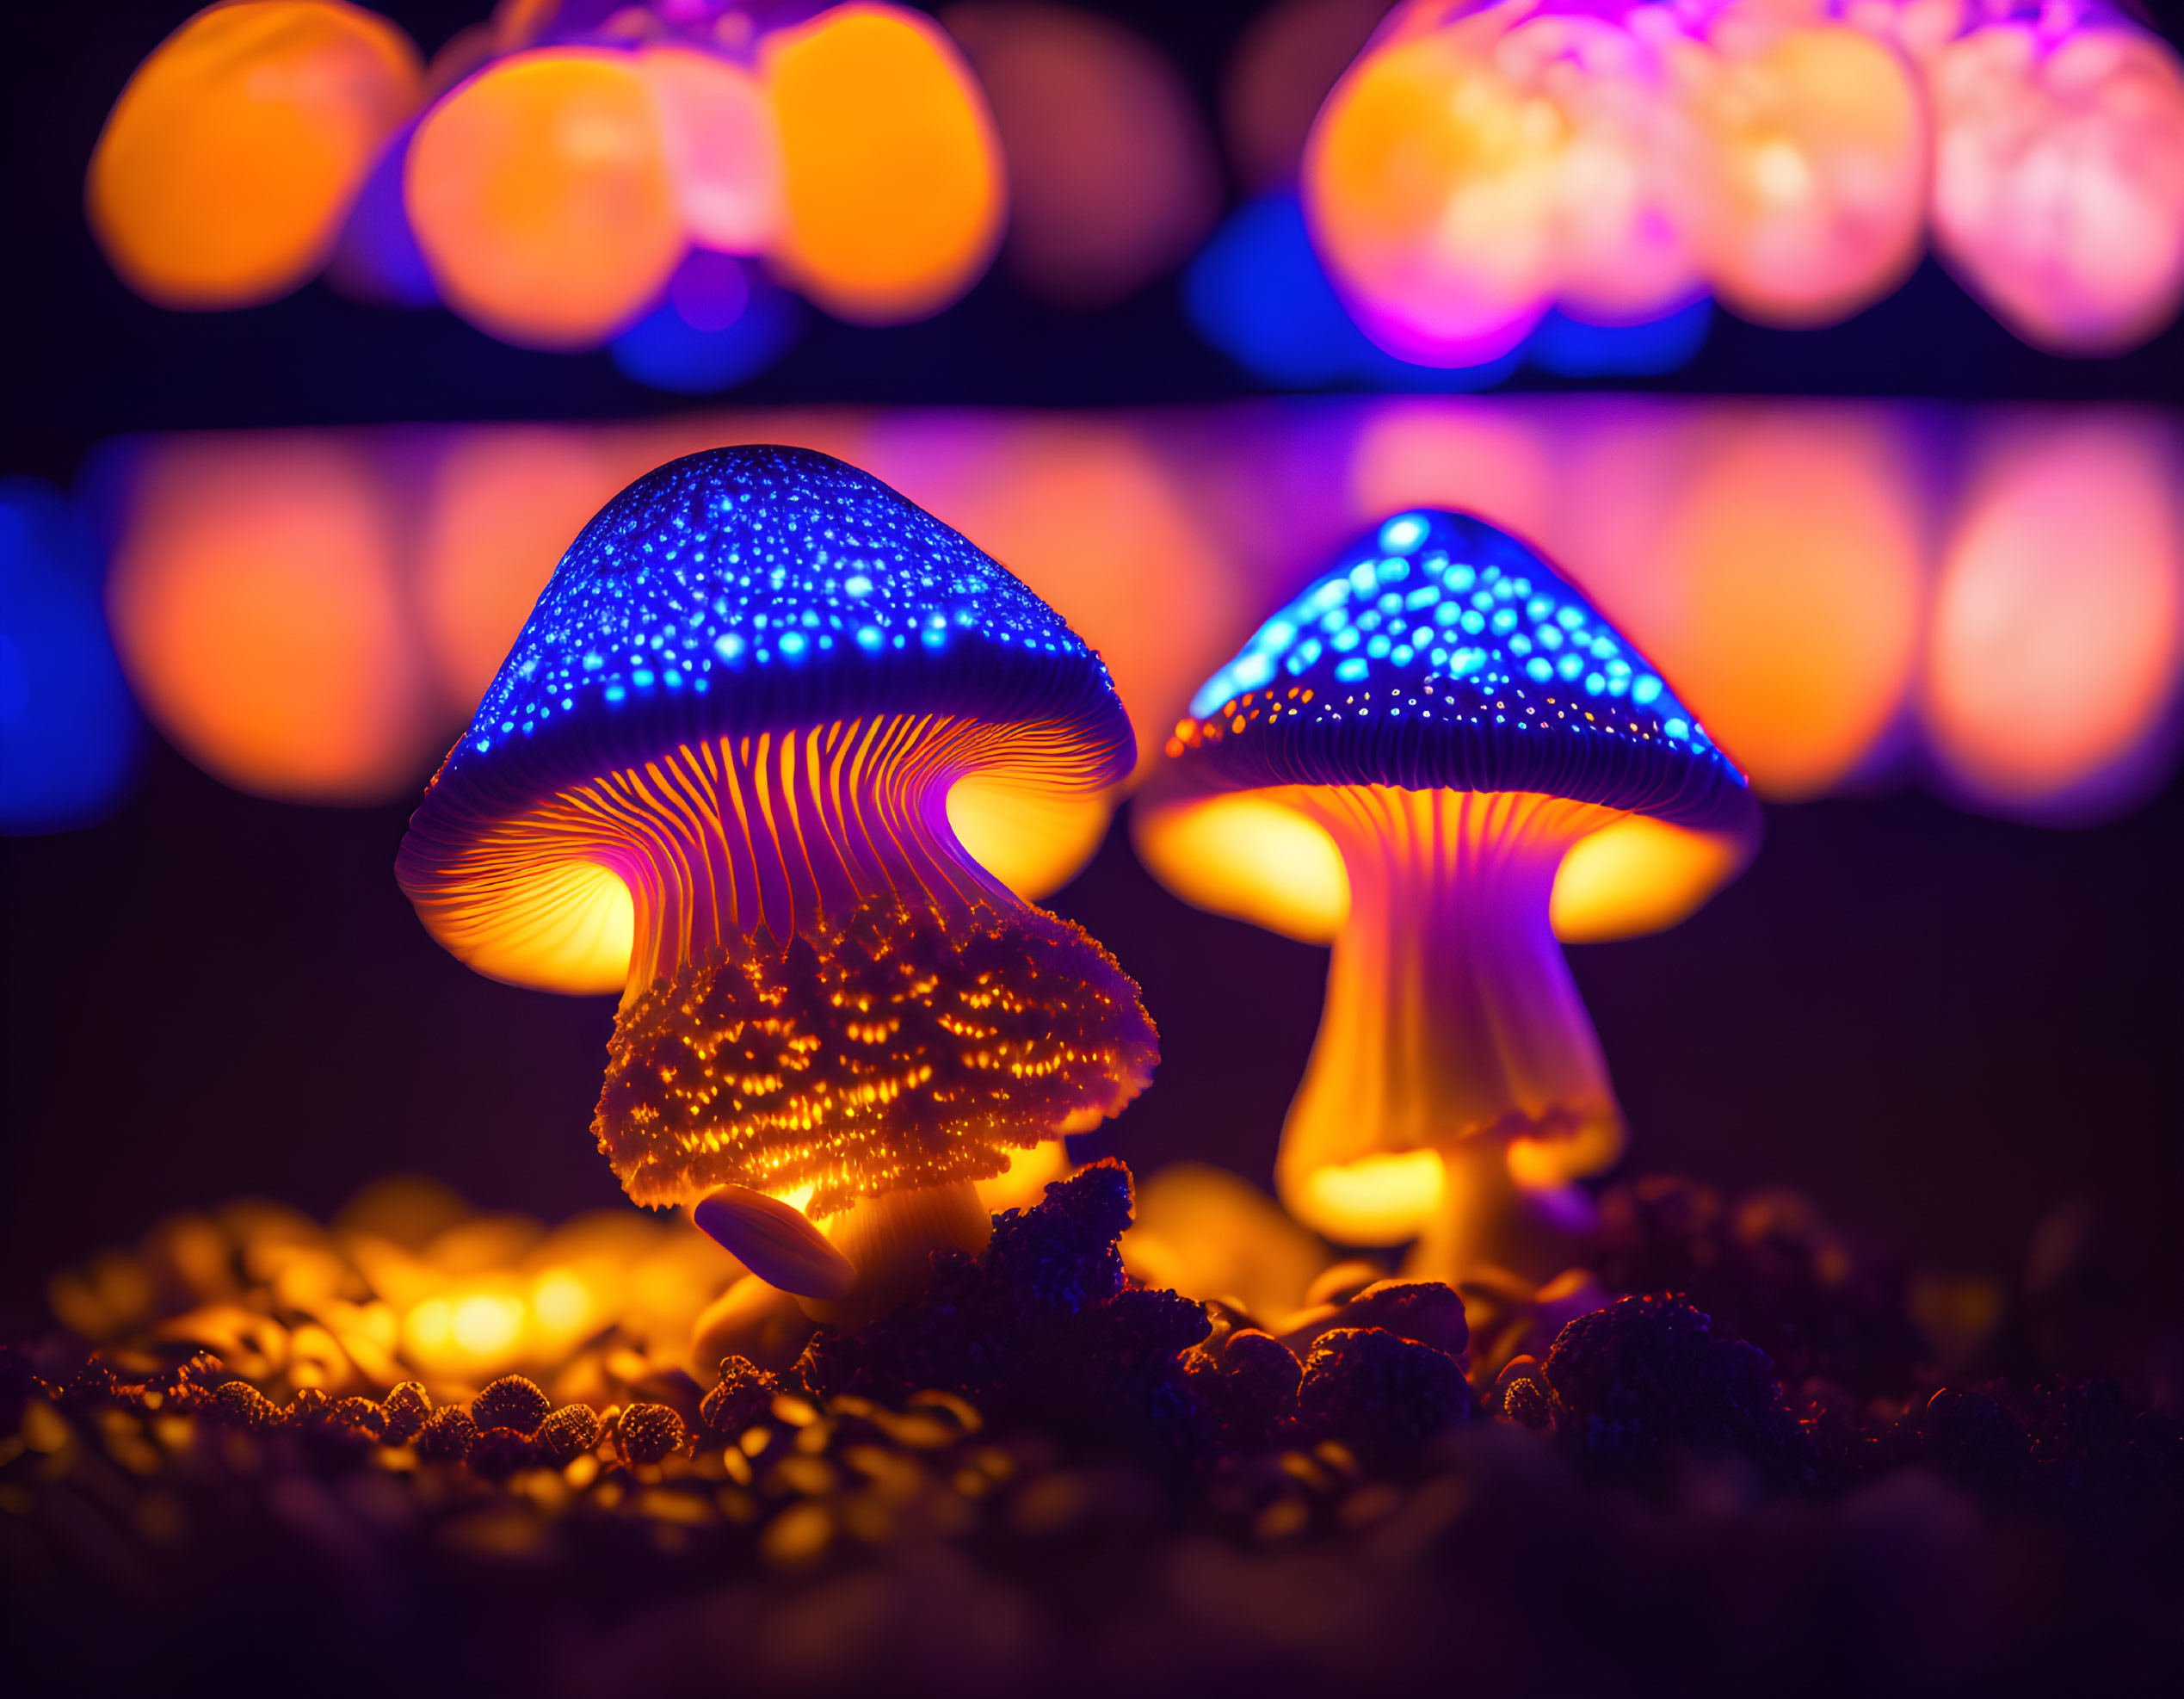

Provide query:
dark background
left=3, top=3, right=2181, bottom=1376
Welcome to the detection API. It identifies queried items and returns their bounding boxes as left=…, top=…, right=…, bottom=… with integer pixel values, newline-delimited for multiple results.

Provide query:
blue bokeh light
left=1527, top=296, right=1713, bottom=379
left=0, top=479, right=141, bottom=834
left=323, top=121, right=440, bottom=309
left=611, top=253, right=803, bottom=396
left=1183, top=194, right=1521, bottom=392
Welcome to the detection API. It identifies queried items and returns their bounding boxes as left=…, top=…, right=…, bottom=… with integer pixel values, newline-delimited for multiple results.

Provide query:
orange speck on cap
left=763, top=3, right=1006, bottom=324
left=405, top=48, right=685, bottom=348
left=87, top=0, right=423, bottom=309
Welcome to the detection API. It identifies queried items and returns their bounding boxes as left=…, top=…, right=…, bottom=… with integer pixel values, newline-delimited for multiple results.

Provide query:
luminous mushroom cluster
left=1138, top=510, right=1756, bottom=1280
left=1305, top=0, right=2184, bottom=360
left=89, top=1, right=1006, bottom=348
left=398, top=445, right=1156, bottom=1319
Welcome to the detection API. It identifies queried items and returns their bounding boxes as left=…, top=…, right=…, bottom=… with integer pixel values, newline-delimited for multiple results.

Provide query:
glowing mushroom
left=397, top=446, right=1156, bottom=1320
left=1138, top=510, right=1755, bottom=1279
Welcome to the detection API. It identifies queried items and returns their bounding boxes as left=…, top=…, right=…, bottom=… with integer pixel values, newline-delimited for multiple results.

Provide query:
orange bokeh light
left=1222, top=0, right=1397, bottom=195
left=88, top=0, right=423, bottom=309
left=105, top=434, right=434, bottom=803
left=764, top=3, right=1006, bottom=324
left=417, top=425, right=618, bottom=718
left=639, top=42, right=784, bottom=256
left=405, top=48, right=685, bottom=348
left=1929, top=22, right=2184, bottom=355
left=1924, top=416, right=2184, bottom=812
left=1687, top=23, right=1928, bottom=326
left=867, top=414, right=1244, bottom=786
left=943, top=3, right=1221, bottom=310
left=1617, top=409, right=1926, bottom=799
left=1304, top=21, right=1559, bottom=362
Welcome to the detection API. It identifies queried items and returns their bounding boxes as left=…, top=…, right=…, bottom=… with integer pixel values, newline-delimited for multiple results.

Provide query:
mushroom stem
left=599, top=718, right=1018, bottom=1001
left=1404, top=1134, right=1601, bottom=1285
left=1275, top=787, right=1626, bottom=1278
left=564, top=717, right=1153, bottom=1219
left=808, top=1178, right=993, bottom=1329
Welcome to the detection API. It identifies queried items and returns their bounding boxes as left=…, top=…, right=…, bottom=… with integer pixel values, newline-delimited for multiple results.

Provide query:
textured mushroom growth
left=398, top=446, right=1156, bottom=1301
left=1142, top=510, right=1755, bottom=1278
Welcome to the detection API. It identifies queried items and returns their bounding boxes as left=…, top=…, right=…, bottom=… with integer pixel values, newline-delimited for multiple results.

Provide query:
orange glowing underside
left=402, top=716, right=1156, bottom=1216
left=1132, top=788, right=1752, bottom=948
left=403, top=716, right=1121, bottom=995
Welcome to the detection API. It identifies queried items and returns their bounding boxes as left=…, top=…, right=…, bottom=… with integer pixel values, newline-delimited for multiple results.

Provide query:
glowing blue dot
left=1379, top=515, right=1428, bottom=553
left=1366, top=634, right=1391, bottom=659
left=1584, top=671, right=1606, bottom=694
left=583, top=652, right=604, bottom=671
left=1632, top=675, right=1663, bottom=704
left=632, top=668, right=656, bottom=687
left=845, top=574, right=873, bottom=596
left=714, top=633, right=745, bottom=662
left=1665, top=717, right=1689, bottom=739
left=1231, top=653, right=1275, bottom=691
left=604, top=685, right=626, bottom=704
left=1336, top=658, right=1368, bottom=682
left=920, top=627, right=946, bottom=650
left=474, top=736, right=492, bottom=753
left=1348, top=562, right=1378, bottom=596
left=1526, top=657, right=1554, bottom=682
left=856, top=626, right=883, bottom=652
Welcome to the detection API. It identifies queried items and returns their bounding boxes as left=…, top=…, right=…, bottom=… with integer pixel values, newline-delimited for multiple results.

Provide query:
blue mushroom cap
left=423, top=444, right=1133, bottom=816
left=1169, top=510, right=1750, bottom=831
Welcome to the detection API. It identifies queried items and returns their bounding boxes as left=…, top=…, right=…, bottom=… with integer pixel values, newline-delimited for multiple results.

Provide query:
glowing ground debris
left=88, top=0, right=423, bottom=309
left=398, top=445, right=1155, bottom=1220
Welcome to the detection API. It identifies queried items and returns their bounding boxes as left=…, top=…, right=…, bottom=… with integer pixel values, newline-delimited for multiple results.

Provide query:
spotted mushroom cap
left=397, top=445, right=1135, bottom=987
left=429, top=443, right=1131, bottom=807
left=1166, top=510, right=1751, bottom=831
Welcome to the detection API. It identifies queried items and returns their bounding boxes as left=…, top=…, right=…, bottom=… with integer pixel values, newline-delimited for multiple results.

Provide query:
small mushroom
left=398, top=446, right=1157, bottom=1324
left=1139, top=510, right=1755, bottom=1279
